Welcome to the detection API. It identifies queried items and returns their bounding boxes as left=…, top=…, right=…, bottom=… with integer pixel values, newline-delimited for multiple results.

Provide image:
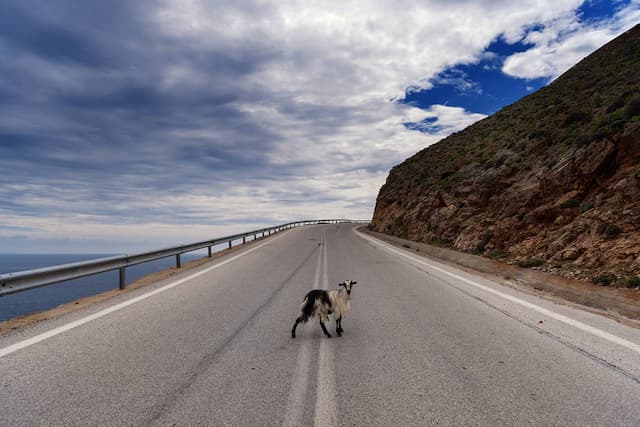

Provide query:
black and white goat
left=291, top=280, right=357, bottom=338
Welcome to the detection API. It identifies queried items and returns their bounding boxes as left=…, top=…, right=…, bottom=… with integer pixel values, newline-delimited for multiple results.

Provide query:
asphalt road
left=1, top=224, right=640, bottom=426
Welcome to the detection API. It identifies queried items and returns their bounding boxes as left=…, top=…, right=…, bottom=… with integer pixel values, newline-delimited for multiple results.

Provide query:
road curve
left=1, top=224, right=639, bottom=426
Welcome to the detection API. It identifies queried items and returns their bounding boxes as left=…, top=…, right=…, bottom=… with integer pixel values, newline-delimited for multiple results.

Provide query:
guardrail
left=0, top=219, right=369, bottom=297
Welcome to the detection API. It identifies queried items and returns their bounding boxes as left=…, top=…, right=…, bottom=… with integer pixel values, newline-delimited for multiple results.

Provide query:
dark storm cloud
left=0, top=3, right=109, bottom=67
left=0, top=0, right=291, bottom=226
left=5, top=1, right=631, bottom=251
left=0, top=0, right=380, bottom=234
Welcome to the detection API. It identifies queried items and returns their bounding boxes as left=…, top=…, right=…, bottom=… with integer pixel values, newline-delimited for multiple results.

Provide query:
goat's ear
left=338, top=282, right=345, bottom=287
left=351, top=281, right=357, bottom=285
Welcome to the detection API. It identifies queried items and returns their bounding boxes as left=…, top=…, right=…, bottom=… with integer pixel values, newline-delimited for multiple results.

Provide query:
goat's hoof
left=291, top=332, right=296, bottom=339
left=337, top=332, right=342, bottom=337
left=326, top=334, right=332, bottom=338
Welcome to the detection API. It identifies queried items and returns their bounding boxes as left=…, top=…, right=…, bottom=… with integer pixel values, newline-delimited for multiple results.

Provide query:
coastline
left=0, top=236, right=270, bottom=336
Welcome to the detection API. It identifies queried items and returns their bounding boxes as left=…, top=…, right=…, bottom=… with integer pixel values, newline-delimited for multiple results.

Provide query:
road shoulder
left=0, top=234, right=278, bottom=337
left=359, top=227, right=640, bottom=326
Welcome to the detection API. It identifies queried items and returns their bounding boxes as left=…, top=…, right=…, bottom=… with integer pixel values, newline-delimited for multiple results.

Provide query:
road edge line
left=0, top=231, right=290, bottom=359
left=355, top=228, right=640, bottom=355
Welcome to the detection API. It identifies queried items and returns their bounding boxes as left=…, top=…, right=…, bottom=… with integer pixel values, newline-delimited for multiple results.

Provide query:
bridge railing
left=0, top=219, right=369, bottom=297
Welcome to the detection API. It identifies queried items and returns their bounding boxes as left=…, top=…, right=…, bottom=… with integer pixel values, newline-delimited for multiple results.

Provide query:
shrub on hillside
left=592, top=273, right=616, bottom=286
left=518, top=258, right=544, bottom=268
left=627, top=276, right=640, bottom=288
left=563, top=110, right=592, bottom=126
left=474, top=233, right=492, bottom=254
left=591, top=111, right=626, bottom=141
left=605, top=94, right=626, bottom=113
left=560, top=198, right=580, bottom=209
left=605, top=224, right=622, bottom=237
left=575, top=134, right=591, bottom=147
left=579, top=200, right=594, bottom=213
left=486, top=249, right=508, bottom=259
left=625, top=94, right=640, bottom=120
left=528, top=128, right=551, bottom=142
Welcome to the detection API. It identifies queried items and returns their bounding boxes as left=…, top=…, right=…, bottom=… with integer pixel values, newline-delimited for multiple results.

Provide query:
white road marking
left=314, top=231, right=337, bottom=427
left=282, top=233, right=323, bottom=427
left=355, top=229, right=640, bottom=355
left=0, top=232, right=289, bottom=359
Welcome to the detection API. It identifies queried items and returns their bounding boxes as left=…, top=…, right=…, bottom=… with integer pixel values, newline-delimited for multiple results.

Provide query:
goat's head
left=338, top=280, right=357, bottom=295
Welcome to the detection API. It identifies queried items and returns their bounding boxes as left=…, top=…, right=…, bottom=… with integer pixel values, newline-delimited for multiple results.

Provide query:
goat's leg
left=291, top=316, right=302, bottom=338
left=336, top=316, right=342, bottom=337
left=319, top=318, right=332, bottom=338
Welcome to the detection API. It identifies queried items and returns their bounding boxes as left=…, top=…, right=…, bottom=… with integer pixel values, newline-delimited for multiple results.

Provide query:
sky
left=0, top=0, right=638, bottom=254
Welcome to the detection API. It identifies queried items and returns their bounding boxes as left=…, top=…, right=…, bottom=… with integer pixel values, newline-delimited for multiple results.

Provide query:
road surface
left=1, top=224, right=639, bottom=426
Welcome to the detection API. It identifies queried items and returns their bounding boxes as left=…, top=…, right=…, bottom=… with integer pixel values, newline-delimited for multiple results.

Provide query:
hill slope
left=372, top=24, right=640, bottom=286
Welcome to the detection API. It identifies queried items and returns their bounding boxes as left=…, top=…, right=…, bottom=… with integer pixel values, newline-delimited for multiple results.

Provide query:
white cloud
left=1, top=0, right=631, bottom=252
left=502, top=1, right=640, bottom=80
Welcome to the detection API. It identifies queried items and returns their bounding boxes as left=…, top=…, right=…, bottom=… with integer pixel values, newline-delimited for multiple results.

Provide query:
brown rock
left=371, top=24, right=640, bottom=283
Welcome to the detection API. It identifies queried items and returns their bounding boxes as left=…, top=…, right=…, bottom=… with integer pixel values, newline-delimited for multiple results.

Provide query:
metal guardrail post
left=119, top=267, right=126, bottom=290
left=243, top=237, right=246, bottom=244
left=228, top=241, right=232, bottom=249
left=176, top=254, right=181, bottom=269
left=208, top=246, right=212, bottom=257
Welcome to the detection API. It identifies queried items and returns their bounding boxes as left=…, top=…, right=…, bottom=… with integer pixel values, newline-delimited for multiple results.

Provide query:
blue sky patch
left=400, top=0, right=628, bottom=126
left=578, top=0, right=629, bottom=23
left=403, top=117, right=443, bottom=134
left=400, top=35, right=548, bottom=116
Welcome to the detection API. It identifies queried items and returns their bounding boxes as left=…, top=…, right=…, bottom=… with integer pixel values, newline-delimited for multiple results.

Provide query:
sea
left=0, top=251, right=209, bottom=322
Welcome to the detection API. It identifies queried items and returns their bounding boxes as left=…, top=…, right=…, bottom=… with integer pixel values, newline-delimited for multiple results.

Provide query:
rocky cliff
left=372, top=24, right=640, bottom=286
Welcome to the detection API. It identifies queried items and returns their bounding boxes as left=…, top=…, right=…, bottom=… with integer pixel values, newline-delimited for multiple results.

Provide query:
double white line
left=283, top=231, right=337, bottom=427
left=315, top=232, right=337, bottom=427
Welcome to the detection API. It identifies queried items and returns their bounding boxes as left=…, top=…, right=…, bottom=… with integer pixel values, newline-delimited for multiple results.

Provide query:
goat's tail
left=298, top=290, right=331, bottom=323
left=299, top=295, right=315, bottom=323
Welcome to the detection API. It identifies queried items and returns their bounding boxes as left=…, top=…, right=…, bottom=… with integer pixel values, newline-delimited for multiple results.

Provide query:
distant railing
left=0, top=219, right=369, bottom=297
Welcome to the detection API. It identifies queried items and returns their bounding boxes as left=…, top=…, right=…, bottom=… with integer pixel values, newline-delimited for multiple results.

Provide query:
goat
left=291, top=280, right=357, bottom=338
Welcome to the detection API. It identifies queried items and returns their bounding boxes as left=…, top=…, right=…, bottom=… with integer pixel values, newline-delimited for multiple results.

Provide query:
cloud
left=429, top=69, right=484, bottom=95
left=0, top=0, right=627, bottom=252
left=404, top=105, right=487, bottom=135
left=502, top=1, right=640, bottom=80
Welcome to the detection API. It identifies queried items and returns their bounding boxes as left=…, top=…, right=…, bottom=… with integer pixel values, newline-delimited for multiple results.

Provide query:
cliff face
left=372, top=24, right=640, bottom=286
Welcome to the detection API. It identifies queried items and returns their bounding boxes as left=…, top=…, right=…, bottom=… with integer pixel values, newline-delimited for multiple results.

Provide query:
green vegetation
left=627, top=276, right=640, bottom=288
left=590, top=109, right=626, bottom=142
left=592, top=273, right=617, bottom=286
left=563, top=109, right=592, bottom=126
left=374, top=26, right=640, bottom=281
left=518, top=258, right=544, bottom=268
left=560, top=198, right=580, bottom=209
left=474, top=233, right=492, bottom=254
left=441, top=171, right=464, bottom=187
left=625, top=94, right=640, bottom=119
left=606, top=94, right=626, bottom=113
left=605, top=224, right=622, bottom=237
left=486, top=249, right=508, bottom=259
left=579, top=200, right=594, bottom=213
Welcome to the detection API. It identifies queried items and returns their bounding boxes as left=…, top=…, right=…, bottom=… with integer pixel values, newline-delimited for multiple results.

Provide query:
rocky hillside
left=372, top=24, right=640, bottom=287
